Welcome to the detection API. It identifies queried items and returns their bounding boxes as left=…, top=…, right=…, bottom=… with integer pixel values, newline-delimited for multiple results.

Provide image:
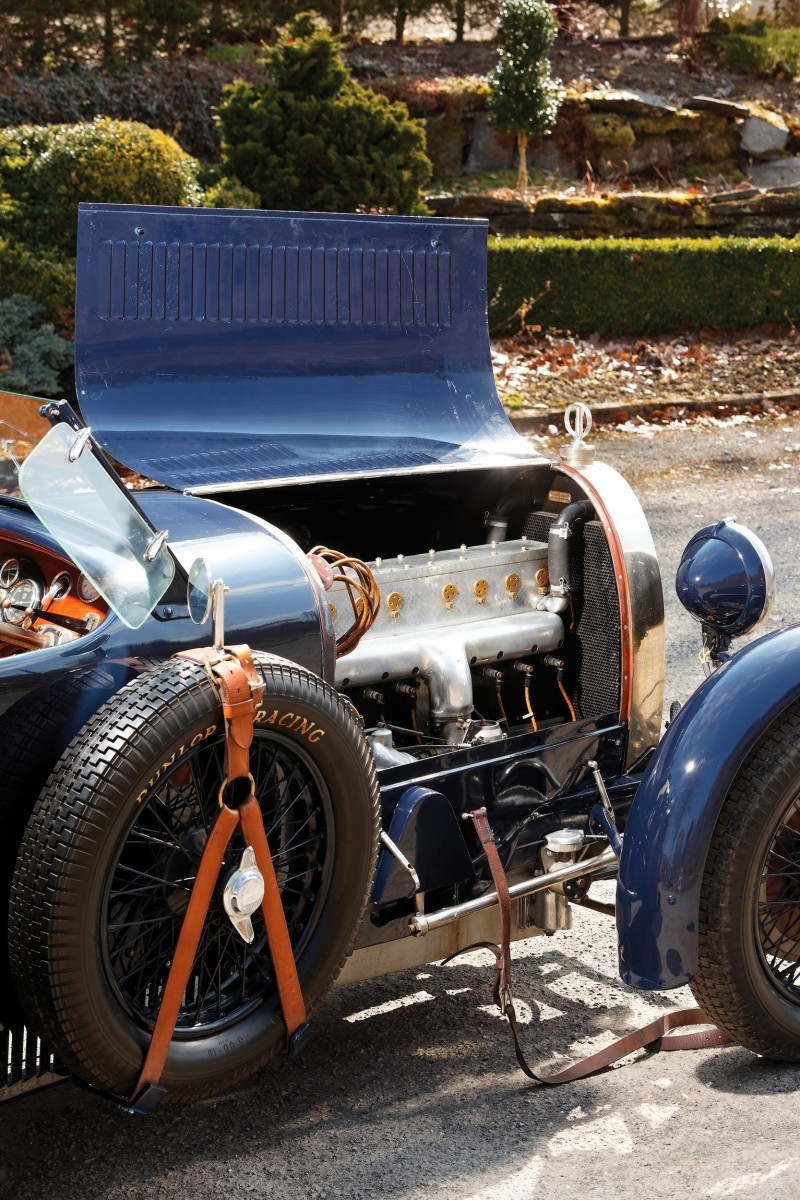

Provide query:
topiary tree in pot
left=488, top=0, right=563, bottom=195
left=215, top=13, right=432, bottom=215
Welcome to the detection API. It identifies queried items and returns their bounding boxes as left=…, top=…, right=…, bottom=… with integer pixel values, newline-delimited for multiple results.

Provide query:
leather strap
left=470, top=808, right=514, bottom=1012
left=134, top=803, right=240, bottom=1098
left=129, top=646, right=305, bottom=1107
left=463, top=807, right=732, bottom=1086
left=177, top=645, right=264, bottom=783
left=240, top=794, right=307, bottom=1035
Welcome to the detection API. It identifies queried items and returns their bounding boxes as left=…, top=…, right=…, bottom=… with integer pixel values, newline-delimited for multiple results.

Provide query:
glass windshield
left=0, top=420, right=35, bottom=497
left=18, top=423, right=175, bottom=629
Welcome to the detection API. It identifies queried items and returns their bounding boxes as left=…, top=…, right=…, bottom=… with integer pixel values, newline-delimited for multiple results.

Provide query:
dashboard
left=0, top=537, right=108, bottom=656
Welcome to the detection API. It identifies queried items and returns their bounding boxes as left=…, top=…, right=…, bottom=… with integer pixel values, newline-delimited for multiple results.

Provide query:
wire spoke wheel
left=105, top=733, right=333, bottom=1037
left=756, top=794, right=800, bottom=1004
left=9, top=655, right=379, bottom=1100
left=691, top=702, right=800, bottom=1061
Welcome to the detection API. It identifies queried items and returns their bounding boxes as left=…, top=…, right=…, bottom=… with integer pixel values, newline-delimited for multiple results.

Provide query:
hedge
left=487, top=235, right=800, bottom=335
left=7, top=232, right=800, bottom=344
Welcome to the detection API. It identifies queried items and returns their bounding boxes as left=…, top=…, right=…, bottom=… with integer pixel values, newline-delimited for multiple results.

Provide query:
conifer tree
left=216, top=14, right=431, bottom=214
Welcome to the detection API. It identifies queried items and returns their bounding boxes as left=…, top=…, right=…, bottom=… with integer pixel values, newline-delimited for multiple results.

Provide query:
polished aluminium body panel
left=562, top=460, right=665, bottom=769
left=617, top=623, right=800, bottom=990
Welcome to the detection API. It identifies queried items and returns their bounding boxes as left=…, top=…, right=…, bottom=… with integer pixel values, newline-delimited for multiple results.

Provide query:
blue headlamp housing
left=676, top=518, right=775, bottom=643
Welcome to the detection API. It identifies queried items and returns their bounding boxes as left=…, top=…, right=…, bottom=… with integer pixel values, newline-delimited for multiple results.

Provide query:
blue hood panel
left=75, top=204, right=527, bottom=492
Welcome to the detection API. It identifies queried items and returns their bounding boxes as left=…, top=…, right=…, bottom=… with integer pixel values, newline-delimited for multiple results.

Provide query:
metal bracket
left=587, top=760, right=622, bottom=857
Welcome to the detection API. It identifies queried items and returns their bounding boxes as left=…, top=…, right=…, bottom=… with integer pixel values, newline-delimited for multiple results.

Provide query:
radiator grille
left=522, top=512, right=621, bottom=719
left=1, top=1022, right=65, bottom=1101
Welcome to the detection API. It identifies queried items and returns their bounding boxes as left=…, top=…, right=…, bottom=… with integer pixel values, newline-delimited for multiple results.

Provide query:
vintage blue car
left=0, top=202, right=796, bottom=1106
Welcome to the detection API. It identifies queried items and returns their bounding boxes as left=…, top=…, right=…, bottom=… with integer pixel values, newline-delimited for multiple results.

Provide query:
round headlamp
left=675, top=519, right=775, bottom=639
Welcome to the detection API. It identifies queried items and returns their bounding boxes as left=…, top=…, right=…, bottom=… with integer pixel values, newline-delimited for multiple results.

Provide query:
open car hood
left=75, top=204, right=531, bottom=494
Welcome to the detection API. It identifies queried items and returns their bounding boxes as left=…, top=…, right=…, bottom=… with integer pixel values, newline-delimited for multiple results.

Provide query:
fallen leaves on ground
left=492, top=327, right=800, bottom=420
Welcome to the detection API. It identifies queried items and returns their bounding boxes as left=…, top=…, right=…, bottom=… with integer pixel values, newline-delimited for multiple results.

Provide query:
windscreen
left=18, top=423, right=175, bottom=628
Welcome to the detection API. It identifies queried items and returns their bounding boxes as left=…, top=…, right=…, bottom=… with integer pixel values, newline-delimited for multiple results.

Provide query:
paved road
left=2, top=413, right=800, bottom=1200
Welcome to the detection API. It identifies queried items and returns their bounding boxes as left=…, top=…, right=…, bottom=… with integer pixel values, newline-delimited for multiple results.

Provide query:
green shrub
left=0, top=295, right=72, bottom=396
left=0, top=241, right=76, bottom=334
left=0, top=60, right=269, bottom=161
left=488, top=235, right=800, bottom=334
left=216, top=14, right=431, bottom=215
left=204, top=175, right=262, bottom=209
left=0, top=118, right=203, bottom=253
left=721, top=24, right=800, bottom=78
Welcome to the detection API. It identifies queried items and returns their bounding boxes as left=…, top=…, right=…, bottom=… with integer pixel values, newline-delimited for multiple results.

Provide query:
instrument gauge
left=3, top=579, right=42, bottom=625
left=0, top=558, right=20, bottom=589
left=77, top=574, right=100, bottom=603
left=50, top=571, right=72, bottom=600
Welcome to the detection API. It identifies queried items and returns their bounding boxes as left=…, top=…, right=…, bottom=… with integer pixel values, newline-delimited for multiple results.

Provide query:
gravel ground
left=2, top=412, right=800, bottom=1199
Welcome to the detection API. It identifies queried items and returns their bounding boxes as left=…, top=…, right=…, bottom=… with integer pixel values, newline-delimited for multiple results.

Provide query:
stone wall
left=428, top=185, right=800, bottom=237
left=416, top=85, right=800, bottom=188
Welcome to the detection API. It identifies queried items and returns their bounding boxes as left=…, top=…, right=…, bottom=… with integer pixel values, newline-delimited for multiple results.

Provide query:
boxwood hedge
left=0, top=118, right=203, bottom=255
left=487, top=235, right=800, bottom=334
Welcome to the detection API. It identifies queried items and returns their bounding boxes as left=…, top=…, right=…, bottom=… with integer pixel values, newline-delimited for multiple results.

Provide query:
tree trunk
left=103, top=0, right=115, bottom=67
left=618, top=0, right=631, bottom=36
left=209, top=0, right=225, bottom=40
left=394, top=0, right=407, bottom=43
left=28, top=8, right=47, bottom=70
left=516, top=131, right=528, bottom=195
left=454, top=0, right=466, bottom=43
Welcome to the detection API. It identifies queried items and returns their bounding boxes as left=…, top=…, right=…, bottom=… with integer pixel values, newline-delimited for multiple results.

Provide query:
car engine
left=330, top=536, right=564, bottom=748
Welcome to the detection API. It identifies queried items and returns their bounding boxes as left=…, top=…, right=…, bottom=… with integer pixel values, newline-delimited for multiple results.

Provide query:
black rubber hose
left=549, top=500, right=595, bottom=598
left=485, top=483, right=543, bottom=542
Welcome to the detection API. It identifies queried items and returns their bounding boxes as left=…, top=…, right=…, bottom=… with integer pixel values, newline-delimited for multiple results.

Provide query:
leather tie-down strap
left=129, top=646, right=307, bottom=1111
left=462, top=808, right=732, bottom=1087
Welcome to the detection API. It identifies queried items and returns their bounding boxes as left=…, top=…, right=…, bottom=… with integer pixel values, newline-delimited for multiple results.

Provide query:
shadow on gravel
left=696, top=1053, right=800, bottom=1096
left=0, top=945, right=729, bottom=1200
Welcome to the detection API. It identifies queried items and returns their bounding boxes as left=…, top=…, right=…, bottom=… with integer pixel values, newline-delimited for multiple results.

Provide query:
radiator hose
left=543, top=500, right=595, bottom=615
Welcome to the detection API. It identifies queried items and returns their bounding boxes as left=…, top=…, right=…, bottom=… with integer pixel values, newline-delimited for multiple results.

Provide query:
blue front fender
left=617, top=623, right=800, bottom=990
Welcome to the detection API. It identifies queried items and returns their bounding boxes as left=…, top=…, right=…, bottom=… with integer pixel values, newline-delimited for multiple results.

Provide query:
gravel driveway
left=2, top=413, right=800, bottom=1200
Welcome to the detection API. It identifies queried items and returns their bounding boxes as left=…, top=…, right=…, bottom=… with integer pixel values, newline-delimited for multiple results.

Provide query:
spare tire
left=0, top=664, right=133, bottom=1024
left=9, top=654, right=380, bottom=1101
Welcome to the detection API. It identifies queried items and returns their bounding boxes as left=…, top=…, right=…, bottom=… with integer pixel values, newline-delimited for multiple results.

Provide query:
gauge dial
left=50, top=571, right=72, bottom=600
left=77, top=574, right=100, bottom=603
left=3, top=579, right=42, bottom=625
left=0, top=558, right=19, bottom=589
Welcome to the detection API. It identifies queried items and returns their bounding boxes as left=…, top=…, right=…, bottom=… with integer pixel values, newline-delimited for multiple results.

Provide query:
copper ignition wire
left=310, top=546, right=381, bottom=658
left=524, top=682, right=538, bottom=732
left=559, top=680, right=577, bottom=722
left=496, top=688, right=509, bottom=732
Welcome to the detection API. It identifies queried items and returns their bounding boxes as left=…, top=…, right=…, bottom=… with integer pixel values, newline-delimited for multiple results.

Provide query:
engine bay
left=274, top=463, right=625, bottom=768
left=330, top=536, right=566, bottom=750
left=0, top=458, right=626, bottom=767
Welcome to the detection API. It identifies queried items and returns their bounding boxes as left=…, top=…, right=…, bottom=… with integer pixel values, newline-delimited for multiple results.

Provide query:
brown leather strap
left=464, top=807, right=732, bottom=1086
left=176, top=645, right=264, bottom=783
left=130, top=646, right=304, bottom=1105
left=469, top=808, right=514, bottom=1012
left=134, top=803, right=240, bottom=1097
left=240, top=794, right=307, bottom=1035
